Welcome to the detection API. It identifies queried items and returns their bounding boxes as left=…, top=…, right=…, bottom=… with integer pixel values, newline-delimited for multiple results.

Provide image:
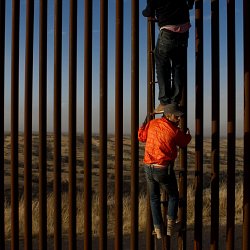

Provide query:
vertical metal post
left=131, top=0, right=139, bottom=249
left=243, top=0, right=250, bottom=249
left=11, top=0, right=20, bottom=249
left=24, top=0, right=34, bottom=249
left=210, top=0, right=220, bottom=249
left=194, top=0, right=203, bottom=249
left=146, top=18, right=155, bottom=250
left=178, top=48, right=188, bottom=250
left=147, top=19, right=155, bottom=115
left=38, top=0, right=47, bottom=249
left=115, top=0, right=123, bottom=248
left=83, top=0, right=92, bottom=248
left=0, top=0, right=5, bottom=247
left=0, top=0, right=5, bottom=248
left=161, top=192, right=169, bottom=250
left=68, top=0, right=77, bottom=249
left=53, top=0, right=62, bottom=249
left=99, top=0, right=108, bottom=249
left=226, top=0, right=236, bottom=249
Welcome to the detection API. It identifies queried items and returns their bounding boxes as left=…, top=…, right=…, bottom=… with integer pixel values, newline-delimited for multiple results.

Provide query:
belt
left=146, top=163, right=172, bottom=169
left=146, top=163, right=173, bottom=175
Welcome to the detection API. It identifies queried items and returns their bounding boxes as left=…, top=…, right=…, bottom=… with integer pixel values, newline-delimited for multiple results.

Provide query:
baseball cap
left=164, top=103, right=184, bottom=116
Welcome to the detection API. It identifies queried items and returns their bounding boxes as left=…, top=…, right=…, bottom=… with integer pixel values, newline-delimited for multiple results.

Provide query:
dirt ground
left=4, top=224, right=243, bottom=250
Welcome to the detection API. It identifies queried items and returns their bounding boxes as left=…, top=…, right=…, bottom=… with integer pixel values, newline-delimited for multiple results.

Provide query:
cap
left=164, top=103, right=184, bottom=116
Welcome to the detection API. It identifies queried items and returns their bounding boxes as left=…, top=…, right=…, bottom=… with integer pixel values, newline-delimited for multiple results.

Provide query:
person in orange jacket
left=138, top=103, right=191, bottom=239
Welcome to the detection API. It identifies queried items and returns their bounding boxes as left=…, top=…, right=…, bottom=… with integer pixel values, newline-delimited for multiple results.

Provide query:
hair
left=165, top=113, right=181, bottom=124
left=165, top=113, right=172, bottom=119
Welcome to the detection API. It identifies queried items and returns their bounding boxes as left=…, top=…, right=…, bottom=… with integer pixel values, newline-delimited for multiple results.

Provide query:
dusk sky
left=3, top=0, right=244, bottom=137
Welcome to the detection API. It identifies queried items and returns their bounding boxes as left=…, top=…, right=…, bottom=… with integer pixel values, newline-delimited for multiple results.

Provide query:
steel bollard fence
left=0, top=1, right=249, bottom=249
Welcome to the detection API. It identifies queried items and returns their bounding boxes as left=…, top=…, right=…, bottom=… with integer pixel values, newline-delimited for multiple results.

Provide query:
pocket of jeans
left=176, top=33, right=189, bottom=48
left=157, top=31, right=175, bottom=55
left=154, top=168, right=169, bottom=183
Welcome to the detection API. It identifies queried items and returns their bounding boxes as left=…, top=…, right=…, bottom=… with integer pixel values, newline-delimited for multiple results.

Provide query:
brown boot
left=154, top=103, right=166, bottom=114
left=167, top=218, right=182, bottom=236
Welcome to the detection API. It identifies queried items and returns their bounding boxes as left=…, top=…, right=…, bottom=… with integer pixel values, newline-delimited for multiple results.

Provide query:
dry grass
left=3, top=134, right=244, bottom=243
left=3, top=182, right=243, bottom=238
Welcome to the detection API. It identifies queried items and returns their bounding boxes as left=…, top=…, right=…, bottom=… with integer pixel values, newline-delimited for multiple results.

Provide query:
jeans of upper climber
left=144, top=164, right=179, bottom=228
left=154, top=29, right=189, bottom=105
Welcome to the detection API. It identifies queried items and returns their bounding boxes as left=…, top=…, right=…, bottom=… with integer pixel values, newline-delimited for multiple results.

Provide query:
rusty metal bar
left=177, top=47, right=188, bottom=250
left=24, top=0, right=34, bottom=249
left=161, top=192, right=169, bottom=250
left=99, top=0, right=108, bottom=248
left=114, top=0, right=123, bottom=248
left=194, top=0, right=204, bottom=249
left=68, top=0, right=77, bottom=249
left=147, top=19, right=155, bottom=115
left=210, top=0, right=220, bottom=249
left=226, top=0, right=236, bottom=249
left=11, top=0, right=20, bottom=249
left=0, top=0, right=5, bottom=248
left=243, top=0, right=250, bottom=249
left=38, top=0, right=47, bottom=249
left=53, top=0, right=62, bottom=249
left=83, top=0, right=92, bottom=248
left=130, top=0, right=139, bottom=249
left=146, top=18, right=155, bottom=250
left=146, top=196, right=154, bottom=250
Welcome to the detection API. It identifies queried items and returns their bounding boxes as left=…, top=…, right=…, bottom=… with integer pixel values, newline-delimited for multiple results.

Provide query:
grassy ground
left=2, top=134, right=244, bottom=249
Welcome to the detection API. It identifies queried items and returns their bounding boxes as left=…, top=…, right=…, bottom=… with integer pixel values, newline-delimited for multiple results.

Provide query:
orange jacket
left=138, top=117, right=191, bottom=165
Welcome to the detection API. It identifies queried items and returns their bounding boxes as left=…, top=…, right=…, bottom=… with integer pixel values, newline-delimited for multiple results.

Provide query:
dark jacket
left=155, top=0, right=190, bottom=27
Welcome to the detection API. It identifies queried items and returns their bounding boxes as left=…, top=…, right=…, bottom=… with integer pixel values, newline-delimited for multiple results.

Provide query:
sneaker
left=152, top=225, right=165, bottom=239
left=167, top=219, right=182, bottom=236
left=153, top=228, right=162, bottom=239
left=154, top=103, right=166, bottom=114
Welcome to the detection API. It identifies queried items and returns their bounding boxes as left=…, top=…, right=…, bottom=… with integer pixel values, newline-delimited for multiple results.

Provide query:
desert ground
left=2, top=134, right=244, bottom=249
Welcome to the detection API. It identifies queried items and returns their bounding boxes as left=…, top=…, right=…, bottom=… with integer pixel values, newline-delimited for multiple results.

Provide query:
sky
left=2, top=0, right=244, bottom=137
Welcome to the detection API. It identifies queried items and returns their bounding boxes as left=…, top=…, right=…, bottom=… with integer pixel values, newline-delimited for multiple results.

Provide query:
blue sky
left=3, top=0, right=244, bottom=137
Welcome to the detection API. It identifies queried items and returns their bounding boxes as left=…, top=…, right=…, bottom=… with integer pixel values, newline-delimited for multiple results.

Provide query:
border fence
left=0, top=0, right=250, bottom=249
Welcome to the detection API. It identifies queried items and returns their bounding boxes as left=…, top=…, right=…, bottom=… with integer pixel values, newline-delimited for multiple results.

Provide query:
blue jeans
left=144, top=164, right=179, bottom=228
left=154, top=29, right=189, bottom=105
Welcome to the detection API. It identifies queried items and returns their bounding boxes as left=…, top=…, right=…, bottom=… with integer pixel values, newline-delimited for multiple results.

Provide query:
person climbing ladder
left=138, top=104, right=192, bottom=239
left=142, top=0, right=194, bottom=114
